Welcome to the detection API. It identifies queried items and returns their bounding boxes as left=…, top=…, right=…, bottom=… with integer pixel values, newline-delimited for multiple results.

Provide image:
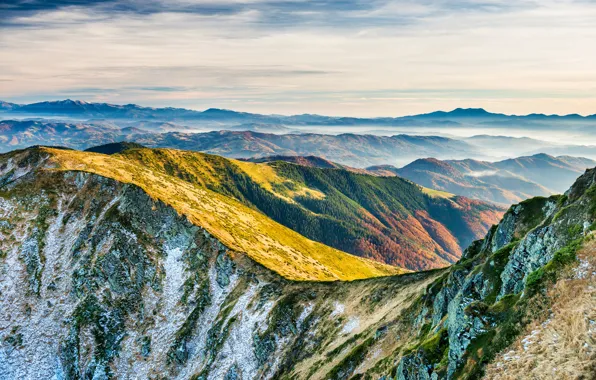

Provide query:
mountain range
left=0, top=120, right=481, bottom=166
left=134, top=131, right=479, bottom=167
left=1, top=143, right=594, bottom=379
left=2, top=99, right=596, bottom=125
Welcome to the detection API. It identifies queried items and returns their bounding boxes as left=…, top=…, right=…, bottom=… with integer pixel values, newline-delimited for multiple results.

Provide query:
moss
left=189, top=371, right=208, bottom=380
left=140, top=336, right=151, bottom=358
left=455, top=236, right=584, bottom=378
left=506, top=195, right=559, bottom=237
left=326, top=332, right=364, bottom=358
left=478, top=241, right=518, bottom=304
left=254, top=292, right=305, bottom=365
left=203, top=315, right=239, bottom=367
left=325, top=337, right=375, bottom=380
left=3, top=326, right=24, bottom=350
left=525, top=236, right=581, bottom=296
left=419, top=328, right=449, bottom=364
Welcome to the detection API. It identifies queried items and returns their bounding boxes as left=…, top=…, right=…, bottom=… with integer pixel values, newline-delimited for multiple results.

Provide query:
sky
left=1, top=0, right=595, bottom=117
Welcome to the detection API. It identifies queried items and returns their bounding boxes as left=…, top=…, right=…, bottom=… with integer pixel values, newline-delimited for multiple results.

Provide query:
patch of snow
left=331, top=302, right=345, bottom=317
left=206, top=283, right=275, bottom=380
left=341, top=317, right=360, bottom=335
left=175, top=262, right=239, bottom=379
left=574, top=258, right=592, bottom=280
left=0, top=197, right=85, bottom=379
left=297, top=303, right=314, bottom=329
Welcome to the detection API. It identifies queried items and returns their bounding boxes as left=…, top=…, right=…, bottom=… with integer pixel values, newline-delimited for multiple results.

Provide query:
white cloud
left=1, top=0, right=595, bottom=116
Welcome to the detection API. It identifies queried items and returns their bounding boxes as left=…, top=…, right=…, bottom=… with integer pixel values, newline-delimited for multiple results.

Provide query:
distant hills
left=369, top=154, right=596, bottom=204
left=0, top=120, right=146, bottom=152
left=0, top=120, right=480, bottom=165
left=2, top=99, right=595, bottom=125
left=134, top=131, right=478, bottom=166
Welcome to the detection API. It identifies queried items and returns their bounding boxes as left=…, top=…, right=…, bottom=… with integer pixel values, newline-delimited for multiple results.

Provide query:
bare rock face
left=394, top=169, right=596, bottom=379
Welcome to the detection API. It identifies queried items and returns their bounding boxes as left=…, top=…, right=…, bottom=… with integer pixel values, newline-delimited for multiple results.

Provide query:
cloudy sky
left=1, top=0, right=595, bottom=116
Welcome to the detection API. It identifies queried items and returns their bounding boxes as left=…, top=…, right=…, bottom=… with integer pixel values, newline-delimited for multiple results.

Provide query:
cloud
left=1, top=1, right=596, bottom=116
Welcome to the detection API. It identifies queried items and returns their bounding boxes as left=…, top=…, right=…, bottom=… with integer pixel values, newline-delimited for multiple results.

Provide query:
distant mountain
left=482, top=153, right=595, bottom=192
left=393, top=158, right=549, bottom=205
left=0, top=120, right=481, bottom=165
left=414, top=107, right=504, bottom=119
left=0, top=120, right=147, bottom=152
left=3, top=99, right=595, bottom=126
left=387, top=154, right=596, bottom=204
left=120, top=120, right=190, bottom=132
left=134, top=130, right=479, bottom=167
left=0, top=101, right=19, bottom=111
left=526, top=144, right=596, bottom=160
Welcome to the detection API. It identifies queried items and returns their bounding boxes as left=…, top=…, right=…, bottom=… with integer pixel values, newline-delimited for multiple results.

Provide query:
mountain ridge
left=89, top=146, right=505, bottom=269
left=1, top=146, right=402, bottom=281
left=2, top=99, right=595, bottom=122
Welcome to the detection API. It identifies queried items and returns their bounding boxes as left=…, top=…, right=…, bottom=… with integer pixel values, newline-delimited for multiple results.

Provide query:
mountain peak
left=450, top=107, right=489, bottom=115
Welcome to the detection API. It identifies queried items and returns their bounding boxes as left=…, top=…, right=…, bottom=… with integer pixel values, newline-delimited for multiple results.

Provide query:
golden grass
left=420, top=186, right=455, bottom=199
left=483, top=239, right=596, bottom=380
left=232, top=158, right=326, bottom=200
left=41, top=147, right=404, bottom=281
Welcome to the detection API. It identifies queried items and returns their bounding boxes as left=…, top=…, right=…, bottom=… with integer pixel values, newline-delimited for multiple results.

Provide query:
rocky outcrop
left=394, top=168, right=596, bottom=379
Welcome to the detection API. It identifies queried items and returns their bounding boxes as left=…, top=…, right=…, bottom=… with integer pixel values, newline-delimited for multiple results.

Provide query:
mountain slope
left=1, top=147, right=594, bottom=379
left=103, top=148, right=504, bottom=270
left=390, top=154, right=596, bottom=205
left=1, top=147, right=400, bottom=281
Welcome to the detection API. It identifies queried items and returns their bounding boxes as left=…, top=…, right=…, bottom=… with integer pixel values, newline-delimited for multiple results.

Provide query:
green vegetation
left=37, top=147, right=402, bottom=281
left=325, top=337, right=375, bottom=380
left=83, top=147, right=502, bottom=271
left=456, top=234, right=586, bottom=379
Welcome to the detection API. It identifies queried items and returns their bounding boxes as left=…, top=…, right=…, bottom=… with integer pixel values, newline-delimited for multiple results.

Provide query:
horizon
left=1, top=98, right=595, bottom=119
left=2, top=1, right=596, bottom=117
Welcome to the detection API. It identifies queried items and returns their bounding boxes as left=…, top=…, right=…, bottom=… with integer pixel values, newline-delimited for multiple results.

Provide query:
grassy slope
left=109, top=148, right=503, bottom=270
left=36, top=147, right=403, bottom=281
